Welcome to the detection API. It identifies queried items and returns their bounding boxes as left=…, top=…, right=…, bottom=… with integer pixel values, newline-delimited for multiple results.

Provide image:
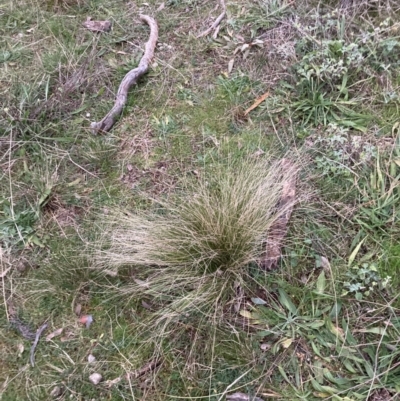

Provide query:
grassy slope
left=1, top=0, right=400, bottom=400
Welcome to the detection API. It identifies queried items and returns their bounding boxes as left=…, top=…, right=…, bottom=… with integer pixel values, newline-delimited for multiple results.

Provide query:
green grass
left=1, top=0, right=400, bottom=399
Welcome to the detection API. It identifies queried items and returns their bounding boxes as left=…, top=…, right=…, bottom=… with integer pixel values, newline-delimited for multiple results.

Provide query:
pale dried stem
left=197, top=0, right=226, bottom=38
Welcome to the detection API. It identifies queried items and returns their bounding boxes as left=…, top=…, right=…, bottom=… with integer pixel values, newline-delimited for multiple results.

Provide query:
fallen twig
left=260, top=159, right=297, bottom=270
left=30, top=322, right=48, bottom=367
left=91, top=15, right=158, bottom=134
left=244, top=91, right=269, bottom=116
left=197, top=0, right=226, bottom=39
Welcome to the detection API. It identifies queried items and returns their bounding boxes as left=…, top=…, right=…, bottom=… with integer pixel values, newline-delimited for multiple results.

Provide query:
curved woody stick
left=91, top=15, right=158, bottom=134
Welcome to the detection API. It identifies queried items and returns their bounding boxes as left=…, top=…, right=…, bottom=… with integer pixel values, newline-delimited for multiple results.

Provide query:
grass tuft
left=95, top=156, right=300, bottom=321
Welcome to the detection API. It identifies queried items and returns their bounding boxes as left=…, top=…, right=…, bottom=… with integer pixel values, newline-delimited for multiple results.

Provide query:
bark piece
left=260, top=158, right=297, bottom=270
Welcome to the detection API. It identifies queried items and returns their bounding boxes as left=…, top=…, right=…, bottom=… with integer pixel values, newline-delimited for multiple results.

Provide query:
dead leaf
left=281, top=337, right=293, bottom=349
left=74, top=303, right=82, bottom=316
left=46, top=328, right=64, bottom=341
left=89, top=373, right=102, bottom=385
left=78, top=315, right=93, bottom=329
left=244, top=92, right=270, bottom=116
left=331, top=325, right=345, bottom=341
left=134, top=278, right=150, bottom=288
left=227, top=392, right=265, bottom=401
left=102, top=269, right=118, bottom=277
left=105, top=376, right=122, bottom=388
left=228, top=58, right=235, bottom=74
left=260, top=343, right=271, bottom=351
left=239, top=310, right=253, bottom=319
left=320, top=256, right=331, bottom=272
left=141, top=300, right=152, bottom=309
left=251, top=148, right=265, bottom=158
left=83, top=18, right=112, bottom=33
left=156, top=2, right=165, bottom=11
left=50, top=386, right=62, bottom=398
left=17, top=343, right=24, bottom=357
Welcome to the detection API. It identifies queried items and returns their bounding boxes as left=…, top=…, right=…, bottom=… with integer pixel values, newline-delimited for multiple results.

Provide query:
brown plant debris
left=30, top=322, right=48, bottom=367
left=244, top=91, right=269, bottom=116
left=197, top=0, right=226, bottom=39
left=260, top=158, right=297, bottom=270
left=91, top=15, right=158, bottom=133
left=367, top=388, right=395, bottom=401
left=227, top=392, right=264, bottom=401
left=105, top=358, right=161, bottom=388
left=83, top=17, right=112, bottom=33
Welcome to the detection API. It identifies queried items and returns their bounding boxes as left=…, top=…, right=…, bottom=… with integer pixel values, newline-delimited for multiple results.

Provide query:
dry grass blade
left=197, top=0, right=226, bottom=38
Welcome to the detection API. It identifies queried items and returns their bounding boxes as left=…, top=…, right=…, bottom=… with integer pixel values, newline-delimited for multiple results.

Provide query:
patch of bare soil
left=120, top=161, right=177, bottom=195
left=43, top=194, right=85, bottom=229
left=120, top=129, right=155, bottom=161
left=367, top=388, right=397, bottom=401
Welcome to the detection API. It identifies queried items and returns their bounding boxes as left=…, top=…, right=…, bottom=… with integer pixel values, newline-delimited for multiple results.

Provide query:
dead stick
left=30, top=322, right=48, bottom=367
left=91, top=15, right=158, bottom=134
left=197, top=0, right=226, bottom=38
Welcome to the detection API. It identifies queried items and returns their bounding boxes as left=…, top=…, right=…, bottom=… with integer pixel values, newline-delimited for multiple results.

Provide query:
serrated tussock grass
left=95, top=156, right=301, bottom=324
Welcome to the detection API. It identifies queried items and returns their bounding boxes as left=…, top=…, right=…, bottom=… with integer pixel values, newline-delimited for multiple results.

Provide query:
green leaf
left=309, top=320, right=325, bottom=329
left=342, top=359, right=357, bottom=374
left=315, top=270, right=326, bottom=294
left=278, top=289, right=297, bottom=315
left=348, top=236, right=367, bottom=267
left=329, top=302, right=342, bottom=319
left=278, top=365, right=291, bottom=384
left=325, top=317, right=345, bottom=341
left=28, top=235, right=45, bottom=248
left=71, top=105, right=88, bottom=115
left=310, top=341, right=324, bottom=359
left=313, top=360, right=324, bottom=383
left=38, top=187, right=53, bottom=208
left=357, top=327, right=387, bottom=335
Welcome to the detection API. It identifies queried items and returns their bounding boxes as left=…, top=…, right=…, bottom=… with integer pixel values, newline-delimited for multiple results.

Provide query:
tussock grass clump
left=95, top=156, right=300, bottom=322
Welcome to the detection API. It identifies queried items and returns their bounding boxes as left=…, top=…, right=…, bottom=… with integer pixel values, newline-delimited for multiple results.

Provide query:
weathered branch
left=197, top=0, right=226, bottom=39
left=91, top=15, right=158, bottom=134
left=30, top=322, right=48, bottom=367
